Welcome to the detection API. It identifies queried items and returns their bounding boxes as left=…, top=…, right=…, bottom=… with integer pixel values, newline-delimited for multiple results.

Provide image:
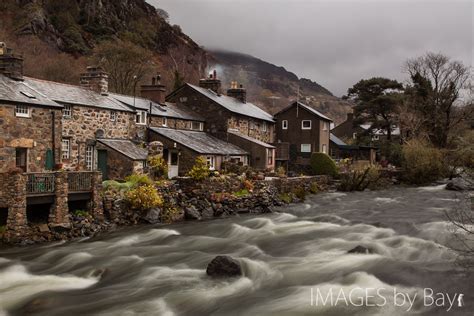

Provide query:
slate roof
left=149, top=127, right=248, bottom=155
left=0, top=74, right=62, bottom=108
left=109, top=93, right=204, bottom=121
left=177, top=83, right=275, bottom=122
left=22, top=77, right=133, bottom=112
left=227, top=130, right=275, bottom=148
left=330, top=133, right=347, bottom=146
left=275, top=101, right=332, bottom=121
left=97, top=139, right=148, bottom=160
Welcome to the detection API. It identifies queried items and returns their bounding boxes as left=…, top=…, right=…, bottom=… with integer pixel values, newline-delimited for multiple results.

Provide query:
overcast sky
left=149, top=0, right=472, bottom=96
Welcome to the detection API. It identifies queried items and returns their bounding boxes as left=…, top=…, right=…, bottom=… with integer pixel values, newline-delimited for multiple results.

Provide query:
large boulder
left=206, top=255, right=242, bottom=278
left=143, top=208, right=161, bottom=224
left=348, top=245, right=374, bottom=254
left=185, top=206, right=201, bottom=220
left=446, top=178, right=473, bottom=191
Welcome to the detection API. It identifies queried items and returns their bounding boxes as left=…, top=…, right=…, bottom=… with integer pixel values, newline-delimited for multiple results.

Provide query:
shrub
left=234, top=189, right=250, bottom=197
left=161, top=206, right=180, bottom=224
left=187, top=156, right=210, bottom=181
left=402, top=140, right=446, bottom=185
left=293, top=186, right=307, bottom=201
left=379, top=141, right=403, bottom=166
left=309, top=182, right=319, bottom=194
left=242, top=179, right=254, bottom=192
left=148, top=155, right=168, bottom=179
left=310, top=153, right=338, bottom=177
left=279, top=193, right=293, bottom=204
left=73, top=209, right=89, bottom=217
left=125, top=174, right=153, bottom=187
left=276, top=166, right=286, bottom=177
left=338, top=166, right=382, bottom=191
left=125, top=184, right=163, bottom=210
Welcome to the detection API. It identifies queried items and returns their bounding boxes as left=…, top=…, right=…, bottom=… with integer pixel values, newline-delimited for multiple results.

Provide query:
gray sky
left=149, top=0, right=472, bottom=96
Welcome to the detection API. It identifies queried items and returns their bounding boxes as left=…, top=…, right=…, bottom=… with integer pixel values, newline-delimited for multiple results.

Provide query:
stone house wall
left=0, top=173, right=6, bottom=207
left=150, top=116, right=203, bottom=131
left=61, top=105, right=138, bottom=170
left=167, top=86, right=274, bottom=143
left=0, top=103, right=62, bottom=173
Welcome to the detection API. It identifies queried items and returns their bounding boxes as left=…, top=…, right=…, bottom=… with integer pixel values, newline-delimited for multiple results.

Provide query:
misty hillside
left=0, top=0, right=351, bottom=123
left=210, top=50, right=352, bottom=123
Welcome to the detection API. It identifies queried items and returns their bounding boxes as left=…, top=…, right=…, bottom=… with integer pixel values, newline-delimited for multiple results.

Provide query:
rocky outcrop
left=206, top=255, right=242, bottom=278
left=446, top=177, right=473, bottom=191
left=348, top=245, right=374, bottom=254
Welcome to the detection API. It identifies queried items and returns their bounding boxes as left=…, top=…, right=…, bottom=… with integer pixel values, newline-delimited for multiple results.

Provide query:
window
left=267, top=149, right=274, bottom=165
left=372, top=135, right=379, bottom=141
left=179, top=97, right=188, bottom=102
left=301, top=144, right=311, bottom=153
left=282, top=120, right=288, bottom=130
left=63, top=105, right=72, bottom=118
left=192, top=121, right=204, bottom=131
left=136, top=111, right=147, bottom=125
left=302, top=120, right=312, bottom=130
left=322, top=144, right=327, bottom=154
left=353, top=132, right=357, bottom=139
left=15, top=148, right=27, bottom=172
left=206, top=156, right=215, bottom=170
left=162, top=117, right=168, bottom=127
left=110, top=111, right=117, bottom=122
left=263, top=122, right=267, bottom=132
left=15, top=105, right=30, bottom=118
left=86, top=146, right=94, bottom=170
left=322, top=121, right=329, bottom=131
left=61, top=139, right=70, bottom=160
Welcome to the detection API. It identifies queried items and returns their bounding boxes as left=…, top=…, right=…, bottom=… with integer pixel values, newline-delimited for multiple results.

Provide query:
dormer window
left=63, top=105, right=72, bottom=118
left=15, top=105, right=30, bottom=118
left=192, top=121, right=204, bottom=131
left=302, top=120, right=312, bottom=130
left=136, top=111, right=147, bottom=125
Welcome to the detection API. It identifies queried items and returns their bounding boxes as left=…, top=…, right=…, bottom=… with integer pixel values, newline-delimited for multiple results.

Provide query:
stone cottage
left=166, top=72, right=276, bottom=171
left=274, top=101, right=332, bottom=171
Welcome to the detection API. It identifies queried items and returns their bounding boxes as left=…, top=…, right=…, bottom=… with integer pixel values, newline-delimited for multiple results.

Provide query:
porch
left=1, top=171, right=104, bottom=235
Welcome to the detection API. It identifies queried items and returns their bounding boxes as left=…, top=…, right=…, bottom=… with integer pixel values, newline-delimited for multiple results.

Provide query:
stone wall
left=227, top=115, right=274, bottom=143
left=0, top=173, right=6, bottom=207
left=61, top=106, right=137, bottom=170
left=150, top=116, right=202, bottom=131
left=0, top=103, right=62, bottom=173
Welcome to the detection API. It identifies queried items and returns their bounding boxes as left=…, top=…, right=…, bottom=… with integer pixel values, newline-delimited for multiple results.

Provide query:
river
left=0, top=185, right=472, bottom=315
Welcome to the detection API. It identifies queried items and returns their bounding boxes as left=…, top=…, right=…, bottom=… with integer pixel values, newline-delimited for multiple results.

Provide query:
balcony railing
left=26, top=173, right=55, bottom=195
left=68, top=172, right=93, bottom=192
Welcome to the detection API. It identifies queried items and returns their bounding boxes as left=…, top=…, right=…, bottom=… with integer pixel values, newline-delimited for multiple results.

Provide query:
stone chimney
left=140, top=74, right=166, bottom=104
left=80, top=66, right=109, bottom=95
left=227, top=81, right=247, bottom=103
left=347, top=112, right=354, bottom=122
left=0, top=42, right=24, bottom=81
left=199, top=70, right=221, bottom=94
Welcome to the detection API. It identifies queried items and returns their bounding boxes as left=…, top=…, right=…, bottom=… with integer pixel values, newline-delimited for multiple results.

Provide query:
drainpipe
left=51, top=111, right=56, bottom=168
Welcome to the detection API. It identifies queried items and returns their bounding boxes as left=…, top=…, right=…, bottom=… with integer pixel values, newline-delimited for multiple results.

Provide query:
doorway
left=97, top=150, right=108, bottom=180
left=168, top=150, right=179, bottom=179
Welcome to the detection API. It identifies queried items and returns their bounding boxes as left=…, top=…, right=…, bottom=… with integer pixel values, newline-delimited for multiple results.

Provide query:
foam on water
left=113, top=229, right=180, bottom=246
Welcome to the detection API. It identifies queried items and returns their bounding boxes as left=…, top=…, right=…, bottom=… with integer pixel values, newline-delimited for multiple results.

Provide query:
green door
left=45, top=149, right=54, bottom=170
left=97, top=150, right=108, bottom=180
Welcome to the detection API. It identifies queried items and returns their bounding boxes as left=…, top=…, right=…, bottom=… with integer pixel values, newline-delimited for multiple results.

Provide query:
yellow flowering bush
left=187, top=156, right=210, bottom=181
left=125, top=184, right=163, bottom=210
left=148, top=155, right=168, bottom=179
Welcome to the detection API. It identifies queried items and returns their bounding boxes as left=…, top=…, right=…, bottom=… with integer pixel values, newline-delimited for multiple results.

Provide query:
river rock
left=446, top=178, right=473, bottom=191
left=348, top=245, right=374, bottom=254
left=206, top=255, right=242, bottom=278
left=185, top=206, right=201, bottom=220
left=144, top=208, right=161, bottom=224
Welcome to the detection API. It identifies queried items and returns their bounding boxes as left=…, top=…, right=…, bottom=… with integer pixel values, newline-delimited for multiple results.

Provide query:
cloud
left=148, top=0, right=472, bottom=96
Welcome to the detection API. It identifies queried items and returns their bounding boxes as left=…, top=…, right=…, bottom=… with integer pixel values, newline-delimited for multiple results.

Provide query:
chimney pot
left=199, top=70, right=221, bottom=94
left=140, top=73, right=166, bottom=104
left=80, top=66, right=109, bottom=95
left=0, top=43, right=24, bottom=81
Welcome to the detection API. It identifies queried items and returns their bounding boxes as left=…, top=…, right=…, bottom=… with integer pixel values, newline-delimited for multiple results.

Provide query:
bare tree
left=93, top=40, right=154, bottom=95
left=404, top=52, right=470, bottom=147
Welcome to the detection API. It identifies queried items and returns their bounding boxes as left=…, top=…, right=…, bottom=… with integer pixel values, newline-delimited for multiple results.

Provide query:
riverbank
left=0, top=175, right=329, bottom=246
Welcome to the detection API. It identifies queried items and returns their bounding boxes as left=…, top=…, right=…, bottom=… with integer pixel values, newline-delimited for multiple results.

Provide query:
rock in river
left=206, top=255, right=242, bottom=278
left=348, top=245, right=374, bottom=254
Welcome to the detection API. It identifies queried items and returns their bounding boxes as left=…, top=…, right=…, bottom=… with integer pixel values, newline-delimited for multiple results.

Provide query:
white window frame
left=372, top=135, right=380, bottom=141
left=110, top=111, right=117, bottom=122
left=322, top=144, right=328, bottom=154
left=62, top=139, right=70, bottom=160
left=301, top=144, right=311, bottom=153
left=162, top=117, right=168, bottom=127
left=136, top=110, right=147, bottom=125
left=85, top=146, right=95, bottom=170
left=263, top=122, right=267, bottom=132
left=353, top=132, right=357, bottom=139
left=15, top=105, right=30, bottom=118
left=192, top=121, right=203, bottom=131
left=282, top=120, right=288, bottom=130
left=322, top=121, right=328, bottom=131
left=301, top=120, right=312, bottom=130
left=206, top=156, right=215, bottom=170
left=267, top=148, right=274, bottom=165
left=179, top=97, right=188, bottom=102
left=63, top=105, right=72, bottom=118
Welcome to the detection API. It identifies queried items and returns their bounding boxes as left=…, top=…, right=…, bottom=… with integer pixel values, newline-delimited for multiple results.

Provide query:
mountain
left=0, top=0, right=208, bottom=89
left=209, top=50, right=352, bottom=124
left=0, top=0, right=351, bottom=123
